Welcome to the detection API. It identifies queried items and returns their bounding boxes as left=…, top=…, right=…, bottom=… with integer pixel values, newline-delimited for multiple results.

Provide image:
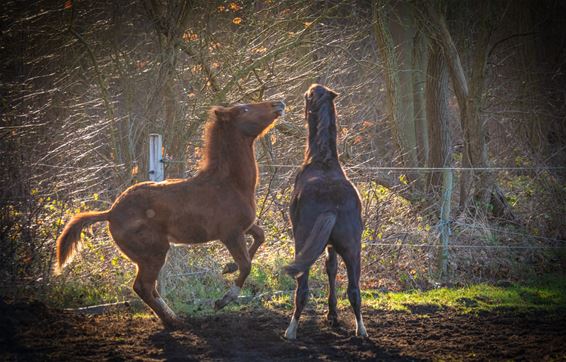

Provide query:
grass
left=261, top=275, right=566, bottom=315
left=56, top=264, right=566, bottom=318
left=361, top=275, right=566, bottom=313
left=118, top=275, right=566, bottom=321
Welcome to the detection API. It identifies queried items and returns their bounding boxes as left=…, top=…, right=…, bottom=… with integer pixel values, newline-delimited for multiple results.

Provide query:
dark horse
left=283, top=84, right=367, bottom=339
left=55, top=100, right=285, bottom=328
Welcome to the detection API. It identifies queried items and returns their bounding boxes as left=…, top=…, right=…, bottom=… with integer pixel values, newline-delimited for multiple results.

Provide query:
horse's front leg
left=222, top=223, right=264, bottom=274
left=215, top=232, right=251, bottom=310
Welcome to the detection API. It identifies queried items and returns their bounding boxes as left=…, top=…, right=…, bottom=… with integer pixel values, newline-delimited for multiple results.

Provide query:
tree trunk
left=421, top=2, right=513, bottom=219
left=373, top=1, right=418, bottom=173
left=425, top=41, right=450, bottom=192
left=456, top=5, right=492, bottom=212
left=413, top=30, right=428, bottom=170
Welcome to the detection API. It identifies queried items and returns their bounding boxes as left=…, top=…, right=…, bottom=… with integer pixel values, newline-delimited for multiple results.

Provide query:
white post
left=149, top=134, right=167, bottom=296
left=148, top=134, right=164, bottom=182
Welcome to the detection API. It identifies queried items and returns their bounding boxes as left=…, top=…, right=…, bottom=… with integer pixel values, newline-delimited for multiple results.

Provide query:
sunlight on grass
left=154, top=274, right=566, bottom=317
left=132, top=312, right=155, bottom=320
left=360, top=276, right=566, bottom=313
left=258, top=275, right=566, bottom=315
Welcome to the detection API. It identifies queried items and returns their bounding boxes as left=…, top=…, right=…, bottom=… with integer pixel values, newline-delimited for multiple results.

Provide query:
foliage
left=1, top=0, right=565, bottom=309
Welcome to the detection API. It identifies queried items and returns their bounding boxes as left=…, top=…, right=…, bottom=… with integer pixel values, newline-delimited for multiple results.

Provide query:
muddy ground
left=1, top=299, right=565, bottom=361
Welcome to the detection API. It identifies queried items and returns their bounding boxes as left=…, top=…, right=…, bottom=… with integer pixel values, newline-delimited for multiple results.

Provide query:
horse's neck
left=228, top=143, right=258, bottom=193
left=203, top=137, right=258, bottom=194
left=305, top=143, right=338, bottom=162
left=305, top=118, right=338, bottom=165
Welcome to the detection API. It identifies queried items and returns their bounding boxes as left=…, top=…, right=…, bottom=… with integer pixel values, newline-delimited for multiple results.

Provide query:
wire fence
left=257, top=164, right=566, bottom=172
left=11, top=134, right=559, bottom=298
left=158, top=150, right=566, bottom=249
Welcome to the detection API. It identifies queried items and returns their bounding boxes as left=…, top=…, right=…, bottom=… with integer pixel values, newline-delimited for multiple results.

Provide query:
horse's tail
left=54, top=210, right=110, bottom=274
left=284, top=212, right=336, bottom=278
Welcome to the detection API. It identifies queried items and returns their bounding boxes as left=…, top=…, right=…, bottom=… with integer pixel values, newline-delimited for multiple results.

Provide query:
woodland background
left=1, top=0, right=565, bottom=309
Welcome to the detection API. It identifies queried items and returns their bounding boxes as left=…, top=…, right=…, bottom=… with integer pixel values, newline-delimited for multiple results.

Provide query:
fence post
left=439, top=167, right=453, bottom=282
left=148, top=134, right=164, bottom=182
left=149, top=134, right=166, bottom=296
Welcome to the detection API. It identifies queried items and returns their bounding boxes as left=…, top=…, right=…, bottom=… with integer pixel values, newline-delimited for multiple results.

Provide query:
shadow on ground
left=1, top=298, right=565, bottom=361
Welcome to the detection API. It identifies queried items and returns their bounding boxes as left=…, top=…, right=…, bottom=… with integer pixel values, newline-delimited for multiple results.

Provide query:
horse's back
left=108, top=177, right=248, bottom=243
left=291, top=164, right=361, bottom=240
left=292, top=165, right=360, bottom=212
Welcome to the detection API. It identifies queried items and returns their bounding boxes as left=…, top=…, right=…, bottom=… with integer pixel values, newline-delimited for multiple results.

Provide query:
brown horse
left=283, top=84, right=367, bottom=339
left=55, top=100, right=285, bottom=328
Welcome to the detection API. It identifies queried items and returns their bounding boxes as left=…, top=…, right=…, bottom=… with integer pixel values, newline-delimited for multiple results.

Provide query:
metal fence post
left=148, top=134, right=164, bottom=182
left=149, top=134, right=166, bottom=295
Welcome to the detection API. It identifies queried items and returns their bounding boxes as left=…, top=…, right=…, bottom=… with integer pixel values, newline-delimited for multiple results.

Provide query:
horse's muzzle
left=272, top=101, right=286, bottom=117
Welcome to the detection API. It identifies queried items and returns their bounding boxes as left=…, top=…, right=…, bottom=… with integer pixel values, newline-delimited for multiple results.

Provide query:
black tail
left=284, top=212, right=337, bottom=278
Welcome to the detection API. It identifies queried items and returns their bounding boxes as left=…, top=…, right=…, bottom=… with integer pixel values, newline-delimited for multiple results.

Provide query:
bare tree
left=420, top=1, right=513, bottom=218
left=373, top=1, right=419, bottom=172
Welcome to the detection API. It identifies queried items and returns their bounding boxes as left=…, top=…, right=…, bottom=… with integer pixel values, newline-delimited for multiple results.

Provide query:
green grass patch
left=131, top=312, right=155, bottom=320
left=361, top=275, right=566, bottom=313
left=162, top=256, right=328, bottom=317
left=170, top=275, right=566, bottom=317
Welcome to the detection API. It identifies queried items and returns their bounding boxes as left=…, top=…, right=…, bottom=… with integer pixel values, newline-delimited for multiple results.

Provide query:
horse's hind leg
left=340, top=246, right=368, bottom=337
left=284, top=270, right=309, bottom=340
left=325, top=245, right=339, bottom=326
left=129, top=242, right=181, bottom=328
left=222, top=224, right=264, bottom=274
left=215, top=233, right=250, bottom=310
left=246, top=224, right=265, bottom=260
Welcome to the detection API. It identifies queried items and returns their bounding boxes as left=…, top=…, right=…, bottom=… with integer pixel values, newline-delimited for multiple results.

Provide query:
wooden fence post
left=148, top=134, right=164, bottom=182
left=439, top=167, right=453, bottom=282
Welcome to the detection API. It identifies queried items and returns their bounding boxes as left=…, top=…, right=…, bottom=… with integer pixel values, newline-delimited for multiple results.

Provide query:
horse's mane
left=305, top=89, right=338, bottom=165
left=199, top=107, right=226, bottom=172
left=198, top=107, right=256, bottom=187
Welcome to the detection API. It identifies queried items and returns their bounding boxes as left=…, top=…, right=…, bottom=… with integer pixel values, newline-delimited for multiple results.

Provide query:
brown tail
left=284, top=212, right=336, bottom=278
left=54, top=210, right=110, bottom=274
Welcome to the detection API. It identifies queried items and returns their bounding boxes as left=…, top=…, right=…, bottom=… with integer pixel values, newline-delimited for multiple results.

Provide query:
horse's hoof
left=214, top=297, right=231, bottom=311
left=284, top=317, right=298, bottom=340
left=221, top=262, right=238, bottom=274
left=356, top=324, right=368, bottom=338
left=355, top=317, right=368, bottom=337
left=326, top=312, right=339, bottom=327
left=213, top=299, right=224, bottom=311
left=327, top=316, right=339, bottom=327
left=164, top=318, right=184, bottom=330
left=214, top=285, right=240, bottom=311
left=284, top=328, right=297, bottom=340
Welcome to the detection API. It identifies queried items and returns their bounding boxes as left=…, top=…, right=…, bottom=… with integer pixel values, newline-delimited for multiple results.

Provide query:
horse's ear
left=212, top=106, right=229, bottom=122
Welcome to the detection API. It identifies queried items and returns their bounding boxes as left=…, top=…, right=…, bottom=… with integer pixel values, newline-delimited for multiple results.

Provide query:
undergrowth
left=178, top=274, right=566, bottom=317
left=4, top=175, right=564, bottom=313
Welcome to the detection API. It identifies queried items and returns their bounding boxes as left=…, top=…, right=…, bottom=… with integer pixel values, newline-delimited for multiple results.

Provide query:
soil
left=1, top=299, right=565, bottom=361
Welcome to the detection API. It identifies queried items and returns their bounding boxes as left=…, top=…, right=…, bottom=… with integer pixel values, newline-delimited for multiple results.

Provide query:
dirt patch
left=1, top=299, right=565, bottom=361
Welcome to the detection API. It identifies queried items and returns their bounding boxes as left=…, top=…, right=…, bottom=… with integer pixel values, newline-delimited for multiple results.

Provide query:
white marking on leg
left=284, top=316, right=298, bottom=340
left=355, top=315, right=368, bottom=337
left=156, top=297, right=178, bottom=321
left=214, top=284, right=242, bottom=311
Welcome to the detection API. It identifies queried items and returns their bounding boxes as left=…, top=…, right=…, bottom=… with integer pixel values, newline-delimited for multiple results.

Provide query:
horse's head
left=303, top=84, right=339, bottom=164
left=304, top=84, right=338, bottom=114
left=213, top=101, right=285, bottom=138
